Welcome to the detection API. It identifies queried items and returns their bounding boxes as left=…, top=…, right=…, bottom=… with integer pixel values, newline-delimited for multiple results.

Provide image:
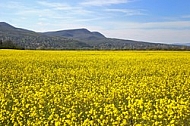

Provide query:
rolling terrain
left=0, top=22, right=189, bottom=50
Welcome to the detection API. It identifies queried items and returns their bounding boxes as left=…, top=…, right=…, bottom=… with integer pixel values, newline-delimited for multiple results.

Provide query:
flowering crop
left=0, top=50, right=190, bottom=125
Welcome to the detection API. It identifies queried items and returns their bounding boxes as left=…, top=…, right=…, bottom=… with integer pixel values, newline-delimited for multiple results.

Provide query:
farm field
left=0, top=50, right=190, bottom=125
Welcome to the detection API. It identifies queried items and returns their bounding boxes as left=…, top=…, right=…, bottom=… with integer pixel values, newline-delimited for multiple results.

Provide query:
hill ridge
left=43, top=28, right=106, bottom=40
left=0, top=22, right=189, bottom=50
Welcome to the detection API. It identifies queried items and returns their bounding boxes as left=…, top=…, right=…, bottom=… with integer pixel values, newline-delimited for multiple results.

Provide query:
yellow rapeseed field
left=0, top=50, right=190, bottom=125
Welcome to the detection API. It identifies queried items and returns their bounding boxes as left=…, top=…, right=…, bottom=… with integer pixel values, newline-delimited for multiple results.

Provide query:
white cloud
left=102, top=21, right=190, bottom=43
left=37, top=1, right=72, bottom=10
left=37, top=1, right=93, bottom=16
left=103, top=28, right=190, bottom=43
left=142, top=21, right=190, bottom=29
left=72, top=17, right=109, bottom=22
left=181, top=15, right=190, bottom=19
left=81, top=0, right=131, bottom=6
left=0, top=1, right=26, bottom=9
left=105, top=8, right=146, bottom=16
left=3, top=0, right=95, bottom=23
left=107, top=21, right=190, bottom=30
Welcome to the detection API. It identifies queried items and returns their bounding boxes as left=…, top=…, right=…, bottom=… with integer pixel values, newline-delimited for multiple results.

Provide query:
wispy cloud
left=181, top=15, right=190, bottom=19
left=72, top=17, right=110, bottom=22
left=105, top=8, right=146, bottom=16
left=81, top=0, right=131, bottom=6
left=37, top=1, right=73, bottom=10
left=106, top=20, right=190, bottom=30
left=135, top=21, right=190, bottom=30
left=102, top=20, right=190, bottom=43
left=0, top=1, right=26, bottom=9
left=1, top=1, right=94, bottom=21
left=103, top=28, right=190, bottom=43
left=37, top=1, right=93, bottom=15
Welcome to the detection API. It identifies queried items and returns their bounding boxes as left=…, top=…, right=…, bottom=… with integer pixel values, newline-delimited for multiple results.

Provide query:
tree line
left=0, top=40, right=24, bottom=49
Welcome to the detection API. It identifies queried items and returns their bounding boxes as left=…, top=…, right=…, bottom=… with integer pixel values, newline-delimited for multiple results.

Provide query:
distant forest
left=0, top=40, right=24, bottom=49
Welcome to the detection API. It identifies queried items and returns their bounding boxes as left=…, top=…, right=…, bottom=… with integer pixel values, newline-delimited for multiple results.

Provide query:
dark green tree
left=3, top=40, right=16, bottom=49
left=0, top=39, right=2, bottom=46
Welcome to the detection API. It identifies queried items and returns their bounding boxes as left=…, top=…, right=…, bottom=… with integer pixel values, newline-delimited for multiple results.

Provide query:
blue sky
left=0, top=0, right=190, bottom=43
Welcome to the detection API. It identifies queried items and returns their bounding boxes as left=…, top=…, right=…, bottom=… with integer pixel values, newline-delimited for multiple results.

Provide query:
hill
left=43, top=28, right=189, bottom=50
left=173, top=43, right=190, bottom=46
left=0, top=22, right=91, bottom=49
left=0, top=22, right=189, bottom=50
left=43, top=28, right=106, bottom=40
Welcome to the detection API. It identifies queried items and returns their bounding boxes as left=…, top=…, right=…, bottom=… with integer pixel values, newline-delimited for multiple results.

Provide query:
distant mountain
left=43, top=28, right=106, bottom=40
left=0, top=22, right=190, bottom=50
left=184, top=43, right=190, bottom=46
left=173, top=43, right=190, bottom=46
left=0, top=22, right=15, bottom=30
left=0, top=22, right=91, bottom=49
left=43, top=29, right=190, bottom=50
